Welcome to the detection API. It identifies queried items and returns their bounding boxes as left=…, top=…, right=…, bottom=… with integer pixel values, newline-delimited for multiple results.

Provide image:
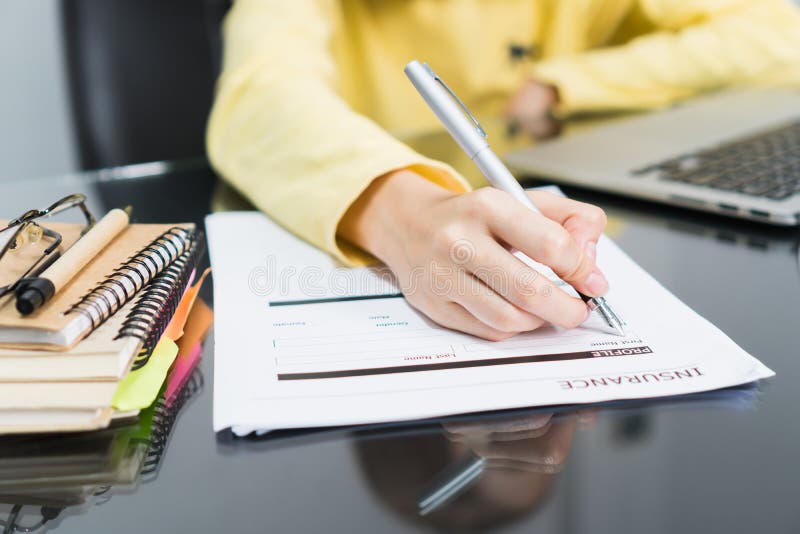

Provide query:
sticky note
left=163, top=268, right=211, bottom=341
left=166, top=341, right=202, bottom=403
left=112, top=338, right=179, bottom=411
left=176, top=299, right=213, bottom=353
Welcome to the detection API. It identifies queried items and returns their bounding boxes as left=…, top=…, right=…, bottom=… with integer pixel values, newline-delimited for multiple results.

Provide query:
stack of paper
left=207, top=196, right=774, bottom=436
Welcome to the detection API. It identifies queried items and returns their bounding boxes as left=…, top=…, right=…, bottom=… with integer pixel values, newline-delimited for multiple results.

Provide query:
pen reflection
left=354, top=410, right=591, bottom=532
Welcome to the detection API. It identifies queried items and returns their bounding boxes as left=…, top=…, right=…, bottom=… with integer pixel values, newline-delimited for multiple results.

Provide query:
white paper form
left=207, top=210, right=774, bottom=435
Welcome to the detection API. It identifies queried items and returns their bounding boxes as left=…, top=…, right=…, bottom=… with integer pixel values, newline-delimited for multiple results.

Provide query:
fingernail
left=584, top=242, right=597, bottom=262
left=585, top=270, right=609, bottom=296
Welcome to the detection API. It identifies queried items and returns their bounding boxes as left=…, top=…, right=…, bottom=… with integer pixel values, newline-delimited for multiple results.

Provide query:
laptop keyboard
left=632, top=120, right=800, bottom=200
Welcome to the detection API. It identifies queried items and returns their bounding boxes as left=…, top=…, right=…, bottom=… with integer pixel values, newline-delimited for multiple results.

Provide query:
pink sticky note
left=166, top=341, right=202, bottom=404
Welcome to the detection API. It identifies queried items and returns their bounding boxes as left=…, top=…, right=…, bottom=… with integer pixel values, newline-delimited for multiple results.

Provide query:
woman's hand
left=339, top=170, right=608, bottom=341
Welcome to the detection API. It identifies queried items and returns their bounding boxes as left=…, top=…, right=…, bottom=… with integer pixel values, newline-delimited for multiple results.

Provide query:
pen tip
left=591, top=299, right=626, bottom=337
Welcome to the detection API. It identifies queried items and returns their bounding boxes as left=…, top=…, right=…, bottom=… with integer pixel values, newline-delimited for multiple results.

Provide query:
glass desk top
left=0, top=145, right=798, bottom=533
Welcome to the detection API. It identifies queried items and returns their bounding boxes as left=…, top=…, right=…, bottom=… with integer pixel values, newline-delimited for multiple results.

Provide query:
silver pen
left=404, top=60, right=625, bottom=336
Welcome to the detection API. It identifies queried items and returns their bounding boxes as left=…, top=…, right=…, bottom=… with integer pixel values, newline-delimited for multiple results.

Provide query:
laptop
left=504, top=88, right=800, bottom=225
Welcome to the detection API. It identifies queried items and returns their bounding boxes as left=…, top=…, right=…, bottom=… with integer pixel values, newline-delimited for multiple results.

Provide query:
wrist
left=338, top=169, right=452, bottom=262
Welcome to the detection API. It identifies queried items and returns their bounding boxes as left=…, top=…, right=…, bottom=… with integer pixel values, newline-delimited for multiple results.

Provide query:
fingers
left=527, top=191, right=607, bottom=253
left=527, top=192, right=610, bottom=295
left=478, top=189, right=608, bottom=296
left=449, top=270, right=546, bottom=333
left=462, top=236, right=589, bottom=329
left=409, top=296, right=517, bottom=342
left=381, top=186, right=612, bottom=340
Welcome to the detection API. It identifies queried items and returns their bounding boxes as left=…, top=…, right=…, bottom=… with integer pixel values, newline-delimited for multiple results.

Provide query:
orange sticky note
left=164, top=268, right=211, bottom=341
left=167, top=299, right=213, bottom=403
left=175, top=298, right=213, bottom=355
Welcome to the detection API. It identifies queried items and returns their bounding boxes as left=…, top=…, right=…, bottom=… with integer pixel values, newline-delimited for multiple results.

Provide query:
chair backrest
left=61, top=0, right=230, bottom=170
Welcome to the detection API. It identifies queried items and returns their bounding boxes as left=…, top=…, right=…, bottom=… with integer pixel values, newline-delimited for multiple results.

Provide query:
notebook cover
left=0, top=221, right=194, bottom=350
left=0, top=297, right=142, bottom=382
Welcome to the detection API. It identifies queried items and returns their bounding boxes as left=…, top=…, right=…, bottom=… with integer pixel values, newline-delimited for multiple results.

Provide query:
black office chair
left=61, top=0, right=230, bottom=170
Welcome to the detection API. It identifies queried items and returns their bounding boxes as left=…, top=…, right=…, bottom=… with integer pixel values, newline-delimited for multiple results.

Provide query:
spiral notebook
left=0, top=222, right=195, bottom=350
left=0, top=229, right=204, bottom=434
left=0, top=298, right=141, bottom=381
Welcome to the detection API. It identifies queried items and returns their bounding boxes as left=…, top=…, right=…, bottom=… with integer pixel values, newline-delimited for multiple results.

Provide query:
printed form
left=207, top=209, right=773, bottom=436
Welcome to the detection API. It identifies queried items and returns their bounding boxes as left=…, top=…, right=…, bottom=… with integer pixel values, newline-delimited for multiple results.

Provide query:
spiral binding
left=141, top=367, right=204, bottom=478
left=117, top=232, right=204, bottom=371
left=64, top=227, right=193, bottom=331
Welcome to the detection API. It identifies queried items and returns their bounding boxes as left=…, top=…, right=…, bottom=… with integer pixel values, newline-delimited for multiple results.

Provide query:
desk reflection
left=0, top=369, right=202, bottom=533
left=355, top=411, right=589, bottom=532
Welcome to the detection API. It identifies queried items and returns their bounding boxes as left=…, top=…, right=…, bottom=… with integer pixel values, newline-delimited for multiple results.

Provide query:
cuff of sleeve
left=332, top=157, right=472, bottom=267
left=532, top=56, right=683, bottom=116
left=532, top=58, right=613, bottom=116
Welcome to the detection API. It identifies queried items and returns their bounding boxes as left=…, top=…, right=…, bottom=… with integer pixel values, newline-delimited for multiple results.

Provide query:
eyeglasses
left=0, top=194, right=96, bottom=298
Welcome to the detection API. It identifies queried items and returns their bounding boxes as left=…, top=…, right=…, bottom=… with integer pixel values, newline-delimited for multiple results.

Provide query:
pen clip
left=423, top=63, right=487, bottom=139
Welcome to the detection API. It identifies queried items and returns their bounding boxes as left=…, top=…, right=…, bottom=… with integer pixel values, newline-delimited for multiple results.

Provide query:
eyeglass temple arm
left=46, top=194, right=96, bottom=228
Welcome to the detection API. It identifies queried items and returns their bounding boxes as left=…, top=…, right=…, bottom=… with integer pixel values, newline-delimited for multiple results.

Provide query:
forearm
left=533, top=0, right=800, bottom=114
left=209, top=0, right=470, bottom=266
left=208, top=76, right=469, bottom=266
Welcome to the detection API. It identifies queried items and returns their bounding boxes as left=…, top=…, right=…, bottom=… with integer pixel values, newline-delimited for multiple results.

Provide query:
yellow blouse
left=207, top=0, right=800, bottom=264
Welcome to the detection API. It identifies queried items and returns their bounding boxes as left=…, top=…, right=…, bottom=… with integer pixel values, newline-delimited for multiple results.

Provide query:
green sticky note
left=112, top=338, right=179, bottom=411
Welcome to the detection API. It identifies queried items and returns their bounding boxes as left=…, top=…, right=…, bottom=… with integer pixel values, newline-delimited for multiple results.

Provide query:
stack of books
left=0, top=215, right=212, bottom=434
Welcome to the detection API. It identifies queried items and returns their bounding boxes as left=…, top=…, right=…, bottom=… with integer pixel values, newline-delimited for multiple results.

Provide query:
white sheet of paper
left=207, top=205, right=773, bottom=435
